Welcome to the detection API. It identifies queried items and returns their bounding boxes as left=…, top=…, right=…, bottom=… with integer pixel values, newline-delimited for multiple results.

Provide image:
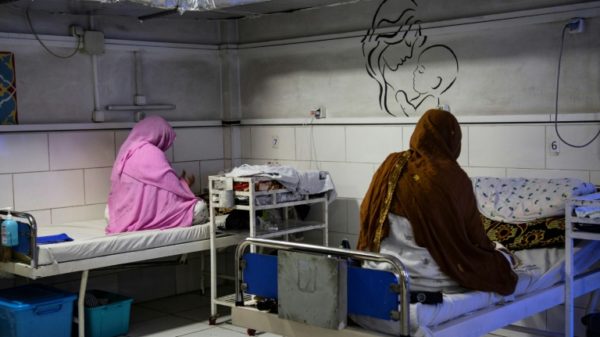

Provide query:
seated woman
left=106, top=116, right=207, bottom=234
left=357, top=109, right=517, bottom=295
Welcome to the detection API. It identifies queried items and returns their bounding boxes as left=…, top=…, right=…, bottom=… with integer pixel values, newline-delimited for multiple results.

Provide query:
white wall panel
left=174, top=127, right=224, bottom=161
left=0, top=133, right=49, bottom=173
left=469, top=125, right=545, bottom=168
left=507, top=168, right=590, bottom=181
left=50, top=131, right=115, bottom=170
left=347, top=198, right=361, bottom=235
left=200, top=160, right=226, bottom=193
left=328, top=199, right=348, bottom=234
left=240, top=127, right=252, bottom=158
left=84, top=168, right=112, bottom=204
left=591, top=171, right=600, bottom=185
left=546, top=125, right=600, bottom=170
left=463, top=167, right=506, bottom=178
left=52, top=204, right=107, bottom=225
left=14, top=170, right=84, bottom=211
left=295, top=126, right=345, bottom=162
left=25, top=210, right=51, bottom=227
left=346, top=126, right=403, bottom=164
left=319, top=162, right=375, bottom=199
left=0, top=174, right=13, bottom=209
left=250, top=126, right=295, bottom=160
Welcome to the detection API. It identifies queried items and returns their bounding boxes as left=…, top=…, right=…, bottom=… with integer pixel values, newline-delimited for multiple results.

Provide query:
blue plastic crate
left=0, top=284, right=77, bottom=337
left=84, top=290, right=133, bottom=337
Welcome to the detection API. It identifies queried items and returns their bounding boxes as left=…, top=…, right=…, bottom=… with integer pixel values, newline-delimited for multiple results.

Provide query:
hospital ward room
left=1, top=0, right=600, bottom=337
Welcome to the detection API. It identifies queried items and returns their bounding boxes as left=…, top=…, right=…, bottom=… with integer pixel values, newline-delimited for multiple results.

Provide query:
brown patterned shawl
left=357, top=109, right=517, bottom=295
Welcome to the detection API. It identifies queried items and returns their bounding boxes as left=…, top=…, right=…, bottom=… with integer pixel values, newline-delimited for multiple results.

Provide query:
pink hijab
left=106, top=116, right=197, bottom=233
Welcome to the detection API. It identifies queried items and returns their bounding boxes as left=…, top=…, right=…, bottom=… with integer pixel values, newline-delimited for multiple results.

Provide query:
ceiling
left=2, top=0, right=365, bottom=21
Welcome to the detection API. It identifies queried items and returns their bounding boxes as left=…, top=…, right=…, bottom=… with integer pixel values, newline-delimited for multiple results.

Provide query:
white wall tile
left=84, top=168, right=112, bottom=204
left=51, top=204, right=107, bottom=224
left=591, top=171, right=600, bottom=186
left=546, top=125, right=600, bottom=170
left=469, top=125, right=545, bottom=168
left=0, top=174, right=13, bottom=209
left=14, top=170, right=84, bottom=211
left=463, top=167, right=506, bottom=178
left=0, top=133, right=49, bottom=173
left=347, top=198, right=361, bottom=235
left=24, top=209, right=51, bottom=227
left=250, top=126, right=295, bottom=160
left=240, top=127, right=252, bottom=159
left=200, top=160, right=225, bottom=193
left=296, top=126, right=345, bottom=162
left=328, top=199, right=348, bottom=233
left=346, top=126, right=403, bottom=163
left=276, top=160, right=312, bottom=170
left=402, top=126, right=415, bottom=151
left=171, top=161, right=201, bottom=195
left=222, top=127, right=232, bottom=159
left=49, top=131, right=115, bottom=170
left=174, top=127, right=224, bottom=161
left=507, top=168, right=590, bottom=181
left=319, top=162, right=375, bottom=199
left=231, top=126, right=241, bottom=159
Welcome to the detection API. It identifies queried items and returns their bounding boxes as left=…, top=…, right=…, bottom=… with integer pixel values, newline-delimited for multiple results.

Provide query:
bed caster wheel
left=247, top=328, right=256, bottom=336
left=208, top=315, right=217, bottom=325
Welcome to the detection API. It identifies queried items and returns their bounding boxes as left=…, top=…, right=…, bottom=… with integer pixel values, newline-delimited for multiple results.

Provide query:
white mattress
left=352, top=241, right=600, bottom=336
left=35, top=220, right=211, bottom=266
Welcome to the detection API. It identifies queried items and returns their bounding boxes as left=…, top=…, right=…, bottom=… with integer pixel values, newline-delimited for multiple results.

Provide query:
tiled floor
left=127, top=291, right=280, bottom=337
left=126, top=291, right=507, bottom=337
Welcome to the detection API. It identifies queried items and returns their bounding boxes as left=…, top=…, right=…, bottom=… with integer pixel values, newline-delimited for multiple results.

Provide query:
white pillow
left=472, top=177, right=596, bottom=223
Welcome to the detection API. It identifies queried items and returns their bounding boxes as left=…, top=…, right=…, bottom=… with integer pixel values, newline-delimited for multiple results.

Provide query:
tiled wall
left=0, top=126, right=226, bottom=299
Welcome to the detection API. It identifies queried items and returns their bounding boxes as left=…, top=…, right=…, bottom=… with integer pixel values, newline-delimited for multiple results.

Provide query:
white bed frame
left=231, top=238, right=600, bottom=337
left=0, top=210, right=242, bottom=337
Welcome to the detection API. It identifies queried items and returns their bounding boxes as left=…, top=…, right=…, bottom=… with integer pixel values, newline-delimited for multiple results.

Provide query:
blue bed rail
left=235, top=238, right=410, bottom=337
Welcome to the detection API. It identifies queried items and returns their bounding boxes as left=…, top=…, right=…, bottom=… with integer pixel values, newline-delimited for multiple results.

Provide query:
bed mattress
left=352, top=241, right=600, bottom=336
left=35, top=220, right=211, bottom=266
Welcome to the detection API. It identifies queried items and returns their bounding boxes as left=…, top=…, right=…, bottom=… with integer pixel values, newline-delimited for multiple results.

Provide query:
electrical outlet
left=567, top=17, right=585, bottom=34
left=310, top=105, right=326, bottom=119
left=272, top=135, right=279, bottom=149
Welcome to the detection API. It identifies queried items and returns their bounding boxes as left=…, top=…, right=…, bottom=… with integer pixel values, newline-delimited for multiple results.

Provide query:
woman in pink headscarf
left=106, top=116, right=207, bottom=234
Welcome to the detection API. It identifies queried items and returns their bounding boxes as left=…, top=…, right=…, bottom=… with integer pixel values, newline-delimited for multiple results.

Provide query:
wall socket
left=311, top=105, right=326, bottom=119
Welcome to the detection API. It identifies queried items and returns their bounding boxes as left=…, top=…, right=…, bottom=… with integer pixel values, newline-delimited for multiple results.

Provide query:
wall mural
left=362, top=0, right=459, bottom=117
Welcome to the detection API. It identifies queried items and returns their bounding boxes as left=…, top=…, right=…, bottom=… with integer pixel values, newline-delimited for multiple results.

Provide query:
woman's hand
left=179, top=170, right=196, bottom=187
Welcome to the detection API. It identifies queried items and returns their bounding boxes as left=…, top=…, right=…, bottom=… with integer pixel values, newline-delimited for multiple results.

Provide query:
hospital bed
left=231, top=179, right=600, bottom=337
left=231, top=237, right=600, bottom=337
left=0, top=209, right=243, bottom=337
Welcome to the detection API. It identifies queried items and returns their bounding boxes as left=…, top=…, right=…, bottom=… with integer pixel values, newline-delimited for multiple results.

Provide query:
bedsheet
left=35, top=220, right=211, bottom=266
left=352, top=241, right=600, bottom=336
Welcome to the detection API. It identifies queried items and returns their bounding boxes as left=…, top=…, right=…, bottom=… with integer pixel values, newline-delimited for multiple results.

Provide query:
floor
left=125, top=290, right=506, bottom=337
left=127, top=290, right=280, bottom=337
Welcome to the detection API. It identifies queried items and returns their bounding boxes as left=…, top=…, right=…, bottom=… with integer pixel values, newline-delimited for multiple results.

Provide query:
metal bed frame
left=0, top=209, right=242, bottom=337
left=231, top=237, right=600, bottom=337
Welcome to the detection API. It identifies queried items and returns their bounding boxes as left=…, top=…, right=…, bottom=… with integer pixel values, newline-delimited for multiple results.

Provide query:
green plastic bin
left=84, top=290, right=133, bottom=337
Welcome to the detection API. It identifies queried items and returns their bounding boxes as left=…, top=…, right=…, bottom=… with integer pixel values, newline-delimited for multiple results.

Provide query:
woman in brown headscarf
left=357, top=109, right=517, bottom=295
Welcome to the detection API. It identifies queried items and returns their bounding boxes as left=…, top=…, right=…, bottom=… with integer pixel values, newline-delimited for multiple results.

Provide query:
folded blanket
left=37, top=233, right=73, bottom=245
left=575, top=206, right=600, bottom=219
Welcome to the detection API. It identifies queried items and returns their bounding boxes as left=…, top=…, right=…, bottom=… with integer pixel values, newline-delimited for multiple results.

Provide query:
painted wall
left=237, top=4, right=600, bottom=118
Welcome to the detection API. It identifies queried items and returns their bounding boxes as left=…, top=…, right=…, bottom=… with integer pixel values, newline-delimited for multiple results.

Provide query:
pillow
left=481, top=214, right=565, bottom=251
left=472, top=177, right=595, bottom=223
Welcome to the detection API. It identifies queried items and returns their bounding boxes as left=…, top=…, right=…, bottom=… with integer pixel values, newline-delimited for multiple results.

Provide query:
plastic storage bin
left=84, top=290, right=133, bottom=337
left=0, top=284, right=77, bottom=337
